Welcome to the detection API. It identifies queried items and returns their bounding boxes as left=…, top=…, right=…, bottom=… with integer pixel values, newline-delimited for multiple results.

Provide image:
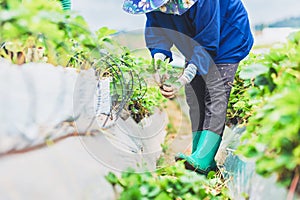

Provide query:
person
left=123, top=0, right=253, bottom=174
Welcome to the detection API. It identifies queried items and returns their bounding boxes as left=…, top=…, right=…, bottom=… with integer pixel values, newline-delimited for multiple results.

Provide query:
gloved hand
left=160, top=63, right=198, bottom=99
left=160, top=77, right=186, bottom=99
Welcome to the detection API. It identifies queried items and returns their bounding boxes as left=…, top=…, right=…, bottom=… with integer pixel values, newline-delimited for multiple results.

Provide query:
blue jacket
left=145, top=0, right=254, bottom=74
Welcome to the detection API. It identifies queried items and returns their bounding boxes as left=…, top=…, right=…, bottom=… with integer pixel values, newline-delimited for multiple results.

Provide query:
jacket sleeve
left=60, top=0, right=71, bottom=10
left=189, top=0, right=220, bottom=75
left=145, top=13, right=174, bottom=61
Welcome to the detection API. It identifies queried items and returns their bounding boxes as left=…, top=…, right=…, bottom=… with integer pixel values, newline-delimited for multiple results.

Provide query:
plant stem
left=287, top=168, right=299, bottom=200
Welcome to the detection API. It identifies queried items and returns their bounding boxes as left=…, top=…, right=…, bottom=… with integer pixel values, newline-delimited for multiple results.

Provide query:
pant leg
left=202, top=63, right=239, bottom=135
left=185, top=75, right=206, bottom=132
left=185, top=63, right=238, bottom=135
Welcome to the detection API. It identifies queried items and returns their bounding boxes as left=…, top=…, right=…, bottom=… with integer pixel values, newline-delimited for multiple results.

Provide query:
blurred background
left=72, top=0, right=300, bottom=49
left=72, top=0, right=300, bottom=31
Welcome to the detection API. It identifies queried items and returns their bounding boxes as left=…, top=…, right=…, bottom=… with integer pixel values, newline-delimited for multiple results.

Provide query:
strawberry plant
left=235, top=31, right=300, bottom=195
left=92, top=33, right=168, bottom=123
left=105, top=162, right=230, bottom=200
left=0, top=0, right=97, bottom=67
left=94, top=32, right=185, bottom=123
left=150, top=58, right=183, bottom=87
left=0, top=0, right=168, bottom=124
left=226, top=54, right=260, bottom=126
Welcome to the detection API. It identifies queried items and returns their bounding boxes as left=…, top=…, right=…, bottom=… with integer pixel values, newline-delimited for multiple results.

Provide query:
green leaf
left=147, top=186, right=161, bottom=198
left=207, top=171, right=216, bottom=179
left=119, top=187, right=142, bottom=200
left=239, top=145, right=259, bottom=158
left=239, top=64, right=269, bottom=80
left=154, top=192, right=172, bottom=200
left=105, top=172, right=118, bottom=185
left=233, top=101, right=246, bottom=108
left=254, top=75, right=269, bottom=86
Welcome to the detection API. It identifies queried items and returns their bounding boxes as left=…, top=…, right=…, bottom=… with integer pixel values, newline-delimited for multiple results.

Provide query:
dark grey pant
left=185, top=63, right=239, bottom=136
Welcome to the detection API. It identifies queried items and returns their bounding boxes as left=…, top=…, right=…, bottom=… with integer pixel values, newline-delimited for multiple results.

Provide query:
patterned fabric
left=158, top=0, right=197, bottom=15
left=123, top=0, right=198, bottom=15
left=123, top=0, right=169, bottom=14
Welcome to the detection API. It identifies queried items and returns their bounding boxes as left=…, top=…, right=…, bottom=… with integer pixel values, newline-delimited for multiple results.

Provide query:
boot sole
left=174, top=155, right=184, bottom=162
left=184, top=160, right=218, bottom=175
left=175, top=156, right=218, bottom=175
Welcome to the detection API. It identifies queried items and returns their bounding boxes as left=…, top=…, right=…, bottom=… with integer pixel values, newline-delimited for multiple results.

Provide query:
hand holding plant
left=151, top=54, right=188, bottom=99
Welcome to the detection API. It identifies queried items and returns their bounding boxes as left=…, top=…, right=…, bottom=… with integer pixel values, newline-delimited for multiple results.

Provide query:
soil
left=161, top=98, right=192, bottom=165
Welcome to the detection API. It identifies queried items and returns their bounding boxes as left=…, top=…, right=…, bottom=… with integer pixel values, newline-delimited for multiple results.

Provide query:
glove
left=153, top=53, right=167, bottom=86
left=160, top=63, right=198, bottom=99
left=154, top=53, right=166, bottom=61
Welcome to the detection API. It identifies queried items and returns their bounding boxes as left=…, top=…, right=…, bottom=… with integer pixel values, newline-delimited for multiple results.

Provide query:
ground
left=160, top=98, right=193, bottom=166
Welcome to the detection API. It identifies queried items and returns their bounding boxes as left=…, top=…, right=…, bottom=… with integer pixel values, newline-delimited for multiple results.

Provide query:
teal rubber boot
left=60, top=0, right=71, bottom=10
left=192, top=131, right=202, bottom=153
left=175, top=131, right=202, bottom=161
left=184, top=130, right=221, bottom=175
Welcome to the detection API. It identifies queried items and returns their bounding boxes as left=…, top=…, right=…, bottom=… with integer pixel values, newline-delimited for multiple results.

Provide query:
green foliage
left=235, top=31, right=300, bottom=190
left=227, top=31, right=300, bottom=126
left=238, top=64, right=269, bottom=80
left=151, top=58, right=183, bottom=87
left=238, top=85, right=300, bottom=185
left=226, top=54, right=260, bottom=125
left=105, top=162, right=230, bottom=200
left=95, top=37, right=184, bottom=123
left=0, top=0, right=97, bottom=67
left=123, top=54, right=168, bottom=122
left=93, top=41, right=168, bottom=123
left=0, top=0, right=167, bottom=123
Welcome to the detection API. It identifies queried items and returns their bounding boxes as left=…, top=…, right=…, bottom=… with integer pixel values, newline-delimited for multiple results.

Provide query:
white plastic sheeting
left=0, top=60, right=167, bottom=172
left=0, top=60, right=80, bottom=154
left=216, top=126, right=291, bottom=200
left=0, top=137, right=115, bottom=200
left=82, top=109, right=168, bottom=172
